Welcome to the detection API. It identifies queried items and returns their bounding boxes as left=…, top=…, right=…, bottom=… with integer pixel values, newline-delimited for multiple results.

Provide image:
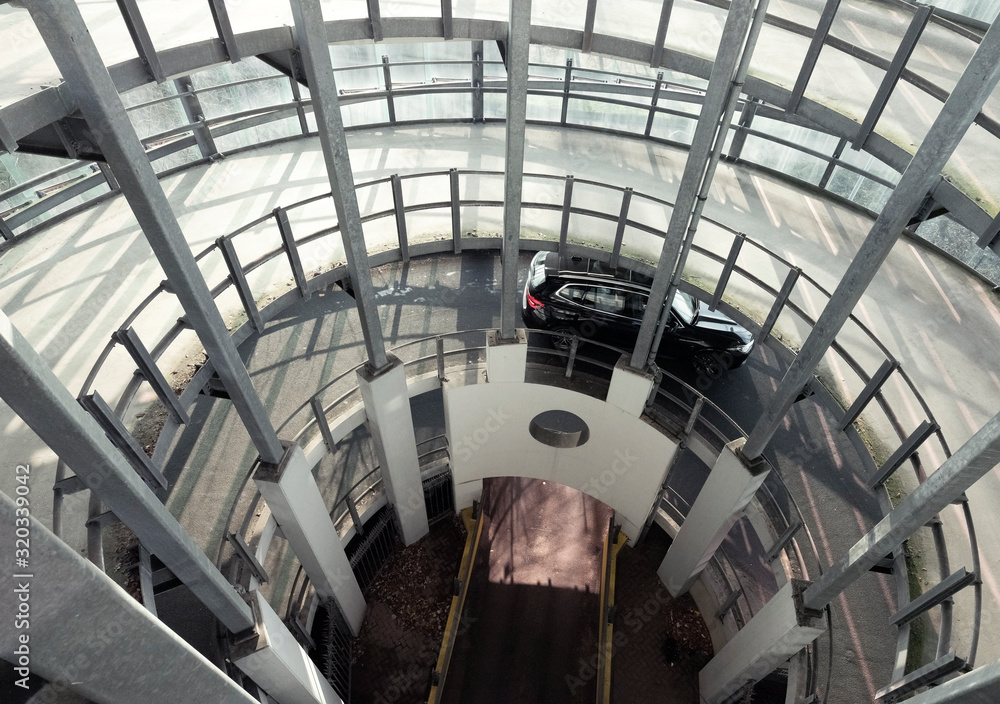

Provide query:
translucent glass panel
left=738, top=117, right=841, bottom=186
left=908, top=19, right=978, bottom=98
left=807, top=44, right=886, bottom=125
left=827, top=166, right=892, bottom=212
left=946, top=122, right=1000, bottom=216
left=664, top=0, right=726, bottom=61
left=594, top=0, right=663, bottom=47
left=748, top=24, right=812, bottom=92
left=830, top=0, right=911, bottom=63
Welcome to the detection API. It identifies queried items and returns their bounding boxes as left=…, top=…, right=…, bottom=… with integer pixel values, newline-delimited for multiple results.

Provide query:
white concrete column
left=606, top=354, right=656, bottom=417
left=699, top=580, right=825, bottom=704
left=658, top=437, right=769, bottom=596
left=232, top=591, right=343, bottom=704
left=253, top=442, right=366, bottom=634
left=357, top=354, right=430, bottom=545
left=485, top=329, right=528, bottom=382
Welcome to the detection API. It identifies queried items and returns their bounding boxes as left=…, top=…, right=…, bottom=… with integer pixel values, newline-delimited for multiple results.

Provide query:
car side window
left=591, top=287, right=625, bottom=315
left=626, top=292, right=647, bottom=320
left=560, top=285, right=591, bottom=306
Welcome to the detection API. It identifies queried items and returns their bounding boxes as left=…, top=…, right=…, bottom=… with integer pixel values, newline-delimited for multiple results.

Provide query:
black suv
left=521, top=251, right=755, bottom=375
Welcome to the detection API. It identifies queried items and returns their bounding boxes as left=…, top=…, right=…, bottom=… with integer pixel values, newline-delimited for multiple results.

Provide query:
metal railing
left=45, top=164, right=982, bottom=700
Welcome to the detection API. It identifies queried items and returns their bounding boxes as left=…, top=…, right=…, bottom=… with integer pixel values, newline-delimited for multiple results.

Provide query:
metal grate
left=314, top=601, right=352, bottom=702
left=347, top=507, right=401, bottom=593
left=423, top=469, right=454, bottom=525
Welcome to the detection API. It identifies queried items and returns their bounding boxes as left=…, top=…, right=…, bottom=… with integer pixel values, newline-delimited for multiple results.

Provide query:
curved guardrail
left=48, top=165, right=980, bottom=700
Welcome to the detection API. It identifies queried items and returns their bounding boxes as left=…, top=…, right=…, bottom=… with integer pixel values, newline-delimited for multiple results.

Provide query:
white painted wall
left=443, top=381, right=677, bottom=541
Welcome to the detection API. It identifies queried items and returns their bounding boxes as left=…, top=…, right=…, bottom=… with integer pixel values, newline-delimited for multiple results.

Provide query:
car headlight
left=730, top=339, right=754, bottom=355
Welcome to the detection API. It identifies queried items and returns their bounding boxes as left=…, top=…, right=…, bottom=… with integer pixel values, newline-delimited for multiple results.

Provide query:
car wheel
left=551, top=326, right=577, bottom=351
left=692, top=350, right=725, bottom=379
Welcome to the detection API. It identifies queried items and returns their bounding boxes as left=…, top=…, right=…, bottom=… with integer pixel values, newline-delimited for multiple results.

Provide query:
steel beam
left=310, top=397, right=337, bottom=453
left=803, top=411, right=1000, bottom=611
left=80, top=391, right=168, bottom=491
left=650, top=0, right=674, bottom=68
left=634, top=0, right=762, bottom=368
left=894, top=656, right=1000, bottom=703
left=0, top=307, right=254, bottom=632
left=390, top=174, right=410, bottom=262
left=868, top=419, right=939, bottom=489
left=0, top=215, right=13, bottom=242
left=582, top=0, right=598, bottom=53
left=758, top=266, right=800, bottom=341
left=561, top=59, right=573, bottom=125
left=24, top=0, right=284, bottom=464
left=382, top=55, right=396, bottom=124
left=218, top=235, right=266, bottom=334
left=0, top=492, right=257, bottom=704
left=558, top=174, right=575, bottom=255
left=787, top=0, right=841, bottom=113
left=367, top=0, right=384, bottom=42
left=289, top=0, right=390, bottom=371
left=115, top=0, right=166, bottom=83
left=854, top=6, right=933, bottom=150
left=274, top=207, right=311, bottom=299
left=838, top=358, right=898, bottom=430
left=609, top=187, right=633, bottom=269
left=890, top=568, right=976, bottom=627
left=743, top=16, right=1000, bottom=461
left=644, top=72, right=664, bottom=137
left=472, top=42, right=485, bottom=122
left=710, top=233, right=745, bottom=311
left=0, top=115, right=16, bottom=152
left=450, top=167, right=462, bottom=253
left=976, top=208, right=1000, bottom=250
left=500, top=0, right=532, bottom=339
left=818, top=137, right=848, bottom=190
left=174, top=76, right=218, bottom=158
left=728, top=99, right=757, bottom=160
left=875, top=653, right=968, bottom=702
left=441, top=0, right=454, bottom=40
left=208, top=0, right=242, bottom=62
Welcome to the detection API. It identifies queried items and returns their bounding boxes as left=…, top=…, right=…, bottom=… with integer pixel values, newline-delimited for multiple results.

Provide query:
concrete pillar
left=606, top=354, right=656, bottom=417
left=253, top=443, right=366, bottom=635
left=357, top=355, right=430, bottom=545
left=232, top=591, right=343, bottom=704
left=0, top=492, right=256, bottom=704
left=698, top=580, right=825, bottom=704
left=485, top=329, right=528, bottom=383
left=0, top=308, right=254, bottom=634
left=658, top=438, right=769, bottom=596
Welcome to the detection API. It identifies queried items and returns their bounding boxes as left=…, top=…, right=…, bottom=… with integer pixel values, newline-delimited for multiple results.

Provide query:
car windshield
left=672, top=291, right=698, bottom=325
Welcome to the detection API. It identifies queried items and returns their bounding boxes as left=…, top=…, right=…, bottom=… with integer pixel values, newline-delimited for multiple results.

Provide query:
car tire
left=551, top=326, right=577, bottom=352
left=692, top=350, right=726, bottom=379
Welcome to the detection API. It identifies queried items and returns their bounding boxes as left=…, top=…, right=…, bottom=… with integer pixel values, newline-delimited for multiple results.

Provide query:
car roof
left=543, top=253, right=655, bottom=289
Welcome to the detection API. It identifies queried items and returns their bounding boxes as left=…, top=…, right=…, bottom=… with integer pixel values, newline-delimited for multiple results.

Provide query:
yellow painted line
left=599, top=530, right=627, bottom=704
left=427, top=507, right=485, bottom=704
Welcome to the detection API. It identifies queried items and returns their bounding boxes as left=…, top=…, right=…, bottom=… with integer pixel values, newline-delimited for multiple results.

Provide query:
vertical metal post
left=114, top=0, right=166, bottom=83
left=650, top=0, right=674, bottom=67
left=287, top=51, right=311, bottom=135
left=558, top=174, right=575, bottom=256
left=758, top=266, right=800, bottom=342
left=565, top=336, right=579, bottom=378
left=472, top=41, right=485, bottom=123
left=114, top=327, right=189, bottom=424
left=727, top=99, right=757, bottom=161
left=560, top=59, right=573, bottom=125
left=310, top=397, right=336, bottom=453
left=274, top=206, right=311, bottom=300
left=804, top=411, right=1000, bottom=611
left=976, top=209, right=1000, bottom=249
left=367, top=0, right=384, bottom=42
left=0, top=215, right=14, bottom=242
left=218, top=236, right=266, bottom=334
left=631, top=0, right=760, bottom=369
left=854, top=6, right=933, bottom=150
left=208, top=0, right=241, bottom=62
left=0, top=306, right=255, bottom=633
left=788, top=0, right=841, bottom=113
left=644, top=72, right=664, bottom=137
left=818, top=136, right=847, bottom=190
left=450, top=167, right=462, bottom=253
left=173, top=76, right=218, bottom=159
left=743, top=16, right=1000, bottom=461
left=436, top=336, right=446, bottom=381
left=25, top=0, right=284, bottom=464
left=382, top=55, right=396, bottom=124
left=582, top=0, right=598, bottom=52
left=98, top=162, right=120, bottom=192
left=838, top=358, right=898, bottom=430
left=609, top=187, right=633, bottom=269
left=288, top=0, right=390, bottom=372
left=0, top=116, right=16, bottom=153
left=79, top=391, right=169, bottom=491
left=441, top=0, right=454, bottom=40
left=390, top=174, right=410, bottom=262
left=709, top=233, right=746, bottom=311
left=500, top=0, right=532, bottom=339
